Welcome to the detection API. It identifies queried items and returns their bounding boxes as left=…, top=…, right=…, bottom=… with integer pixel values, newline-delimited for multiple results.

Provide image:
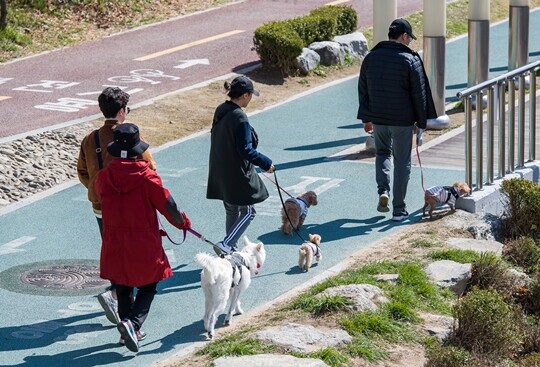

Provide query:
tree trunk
left=0, top=0, right=7, bottom=30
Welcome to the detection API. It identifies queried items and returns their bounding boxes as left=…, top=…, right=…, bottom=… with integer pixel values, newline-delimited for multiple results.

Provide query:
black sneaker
left=391, top=210, right=409, bottom=222
left=377, top=192, right=390, bottom=212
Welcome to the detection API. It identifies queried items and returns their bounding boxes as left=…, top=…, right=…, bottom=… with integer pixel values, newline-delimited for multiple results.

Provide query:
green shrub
left=469, top=252, right=515, bottom=299
left=520, top=315, right=540, bottom=354
left=309, top=5, right=357, bottom=35
left=519, top=271, right=540, bottom=316
left=519, top=353, right=540, bottom=367
left=253, top=5, right=358, bottom=75
left=500, top=178, right=540, bottom=241
left=253, top=21, right=304, bottom=75
left=452, top=288, right=521, bottom=357
left=503, top=236, right=540, bottom=274
left=425, top=344, right=472, bottom=367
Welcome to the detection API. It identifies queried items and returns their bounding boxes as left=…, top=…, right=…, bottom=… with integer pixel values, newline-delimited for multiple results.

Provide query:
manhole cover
left=20, top=264, right=108, bottom=290
left=0, top=259, right=109, bottom=296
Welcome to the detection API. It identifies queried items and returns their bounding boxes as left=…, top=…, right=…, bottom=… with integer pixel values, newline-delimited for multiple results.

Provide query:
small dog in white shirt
left=422, top=182, right=471, bottom=219
left=298, top=234, right=322, bottom=272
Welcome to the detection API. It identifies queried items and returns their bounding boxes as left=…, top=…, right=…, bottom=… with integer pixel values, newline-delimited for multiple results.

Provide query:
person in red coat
left=94, top=123, right=191, bottom=353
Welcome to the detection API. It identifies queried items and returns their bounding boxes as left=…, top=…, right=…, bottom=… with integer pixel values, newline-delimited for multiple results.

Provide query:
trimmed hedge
left=253, top=5, right=357, bottom=75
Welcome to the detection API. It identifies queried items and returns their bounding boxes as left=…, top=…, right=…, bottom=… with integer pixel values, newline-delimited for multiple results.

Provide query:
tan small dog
left=280, top=191, right=318, bottom=236
left=422, top=182, right=471, bottom=219
left=298, top=234, right=322, bottom=272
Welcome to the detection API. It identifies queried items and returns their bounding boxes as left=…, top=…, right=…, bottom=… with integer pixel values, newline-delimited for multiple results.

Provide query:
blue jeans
left=222, top=202, right=256, bottom=249
left=373, top=124, right=413, bottom=215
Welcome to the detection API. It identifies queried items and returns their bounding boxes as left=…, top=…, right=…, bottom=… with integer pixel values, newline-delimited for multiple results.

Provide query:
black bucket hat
left=107, top=123, right=149, bottom=158
left=230, top=76, right=260, bottom=96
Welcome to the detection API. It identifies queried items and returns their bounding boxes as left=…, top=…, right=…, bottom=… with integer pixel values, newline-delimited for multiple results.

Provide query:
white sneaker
left=377, top=192, right=390, bottom=213
left=97, top=290, right=120, bottom=324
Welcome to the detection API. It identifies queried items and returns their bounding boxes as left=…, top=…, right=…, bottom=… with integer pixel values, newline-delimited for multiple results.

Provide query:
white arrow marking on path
left=0, top=236, right=35, bottom=255
left=173, top=59, right=210, bottom=69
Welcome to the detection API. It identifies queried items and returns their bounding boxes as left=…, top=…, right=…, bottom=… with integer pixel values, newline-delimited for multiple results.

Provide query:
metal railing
left=456, top=60, right=539, bottom=190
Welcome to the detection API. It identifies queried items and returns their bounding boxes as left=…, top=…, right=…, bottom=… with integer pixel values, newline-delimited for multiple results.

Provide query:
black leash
left=273, top=171, right=307, bottom=243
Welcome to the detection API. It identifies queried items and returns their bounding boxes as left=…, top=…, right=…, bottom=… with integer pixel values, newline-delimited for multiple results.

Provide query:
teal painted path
left=0, top=10, right=538, bottom=367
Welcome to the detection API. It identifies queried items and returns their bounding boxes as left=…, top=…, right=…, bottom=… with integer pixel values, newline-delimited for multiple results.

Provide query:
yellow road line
left=0, top=96, right=11, bottom=101
left=134, top=30, right=245, bottom=61
left=325, top=0, right=350, bottom=5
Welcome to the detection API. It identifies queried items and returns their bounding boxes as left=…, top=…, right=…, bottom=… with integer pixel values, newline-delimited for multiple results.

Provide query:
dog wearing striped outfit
left=280, top=191, right=318, bottom=236
left=422, top=182, right=471, bottom=219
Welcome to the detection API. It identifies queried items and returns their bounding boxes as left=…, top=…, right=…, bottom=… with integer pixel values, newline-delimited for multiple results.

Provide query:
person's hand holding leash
left=179, top=211, right=191, bottom=230
left=416, top=128, right=424, bottom=147
left=267, top=164, right=275, bottom=173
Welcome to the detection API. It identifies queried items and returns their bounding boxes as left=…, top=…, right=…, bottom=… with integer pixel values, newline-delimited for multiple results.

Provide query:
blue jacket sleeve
left=234, top=121, right=272, bottom=171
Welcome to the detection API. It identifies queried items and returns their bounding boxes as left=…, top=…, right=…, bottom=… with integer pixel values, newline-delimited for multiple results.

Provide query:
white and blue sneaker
left=117, top=319, right=139, bottom=352
left=377, top=192, right=390, bottom=213
left=214, top=241, right=234, bottom=256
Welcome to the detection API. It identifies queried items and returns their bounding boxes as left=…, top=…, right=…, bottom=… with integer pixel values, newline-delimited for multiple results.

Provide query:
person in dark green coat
left=207, top=76, right=275, bottom=255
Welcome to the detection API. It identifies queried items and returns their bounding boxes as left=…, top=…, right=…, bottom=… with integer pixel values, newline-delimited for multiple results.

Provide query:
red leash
left=416, top=143, right=426, bottom=192
left=157, top=216, right=217, bottom=248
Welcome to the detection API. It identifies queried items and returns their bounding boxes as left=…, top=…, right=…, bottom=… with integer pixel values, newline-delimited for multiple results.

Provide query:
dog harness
left=306, top=242, right=321, bottom=257
left=227, top=253, right=250, bottom=288
left=285, top=197, right=309, bottom=217
left=425, top=186, right=460, bottom=206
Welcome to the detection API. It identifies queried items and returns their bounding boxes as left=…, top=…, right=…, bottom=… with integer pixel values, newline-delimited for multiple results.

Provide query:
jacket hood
left=212, top=100, right=241, bottom=127
left=103, top=159, right=149, bottom=194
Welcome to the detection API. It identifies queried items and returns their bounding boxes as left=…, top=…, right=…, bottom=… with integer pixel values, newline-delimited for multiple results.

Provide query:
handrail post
left=517, top=73, right=526, bottom=167
left=476, top=90, right=484, bottom=190
left=508, top=77, right=516, bottom=172
left=465, top=96, right=473, bottom=189
left=529, top=72, right=537, bottom=161
left=487, top=85, right=495, bottom=184
left=498, top=80, right=506, bottom=177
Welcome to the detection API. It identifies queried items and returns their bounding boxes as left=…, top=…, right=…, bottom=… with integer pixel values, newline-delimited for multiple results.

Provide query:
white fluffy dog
left=298, top=234, right=322, bottom=272
left=194, top=236, right=266, bottom=339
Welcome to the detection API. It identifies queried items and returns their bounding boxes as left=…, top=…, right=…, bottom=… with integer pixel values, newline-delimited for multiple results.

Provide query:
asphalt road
left=0, top=0, right=425, bottom=139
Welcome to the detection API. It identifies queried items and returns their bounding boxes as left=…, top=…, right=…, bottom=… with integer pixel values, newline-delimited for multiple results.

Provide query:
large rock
left=446, top=237, right=504, bottom=256
left=255, top=323, right=351, bottom=353
left=297, top=47, right=321, bottom=75
left=316, top=284, right=389, bottom=311
left=419, top=312, right=455, bottom=342
left=443, top=210, right=504, bottom=241
left=308, top=41, right=345, bottom=66
left=333, top=32, right=369, bottom=59
left=425, top=260, right=472, bottom=295
left=214, top=354, right=329, bottom=367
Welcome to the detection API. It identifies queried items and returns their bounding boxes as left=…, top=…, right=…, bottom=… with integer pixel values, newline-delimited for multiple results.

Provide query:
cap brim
left=409, top=33, right=417, bottom=40
left=252, top=89, right=260, bottom=97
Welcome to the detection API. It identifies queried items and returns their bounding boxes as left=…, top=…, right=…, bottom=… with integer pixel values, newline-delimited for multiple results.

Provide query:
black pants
left=116, top=282, right=158, bottom=331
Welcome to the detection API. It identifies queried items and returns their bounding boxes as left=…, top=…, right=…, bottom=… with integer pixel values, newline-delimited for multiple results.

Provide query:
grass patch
left=339, top=309, right=414, bottom=343
left=195, top=333, right=277, bottom=359
left=346, top=336, right=387, bottom=362
left=290, top=294, right=352, bottom=317
left=296, top=347, right=350, bottom=367
left=428, top=249, right=481, bottom=263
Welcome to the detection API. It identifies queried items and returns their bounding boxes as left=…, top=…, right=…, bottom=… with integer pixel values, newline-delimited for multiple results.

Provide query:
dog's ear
left=457, top=182, right=471, bottom=195
left=307, top=191, right=318, bottom=206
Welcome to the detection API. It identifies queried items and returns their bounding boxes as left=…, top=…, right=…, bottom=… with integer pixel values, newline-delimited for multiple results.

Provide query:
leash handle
left=273, top=171, right=307, bottom=243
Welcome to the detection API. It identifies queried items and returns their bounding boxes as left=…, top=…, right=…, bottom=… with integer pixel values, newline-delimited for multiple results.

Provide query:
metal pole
left=465, top=97, right=473, bottom=189
left=498, top=81, right=506, bottom=177
left=529, top=72, right=537, bottom=161
left=517, top=74, right=526, bottom=167
left=468, top=1, right=490, bottom=87
left=373, top=0, right=397, bottom=45
left=508, top=4, right=529, bottom=71
left=476, top=91, right=484, bottom=189
left=487, top=86, right=495, bottom=184
left=424, top=0, right=450, bottom=129
left=508, top=77, right=516, bottom=172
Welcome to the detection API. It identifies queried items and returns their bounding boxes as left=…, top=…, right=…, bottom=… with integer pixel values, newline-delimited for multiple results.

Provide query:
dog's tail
left=194, top=253, right=219, bottom=284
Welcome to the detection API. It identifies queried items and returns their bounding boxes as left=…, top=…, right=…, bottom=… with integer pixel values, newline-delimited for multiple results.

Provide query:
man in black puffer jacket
left=357, top=18, right=436, bottom=222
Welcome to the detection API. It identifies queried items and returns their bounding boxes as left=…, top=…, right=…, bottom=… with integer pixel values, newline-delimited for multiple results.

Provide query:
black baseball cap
left=389, top=18, right=417, bottom=40
left=230, top=76, right=260, bottom=96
